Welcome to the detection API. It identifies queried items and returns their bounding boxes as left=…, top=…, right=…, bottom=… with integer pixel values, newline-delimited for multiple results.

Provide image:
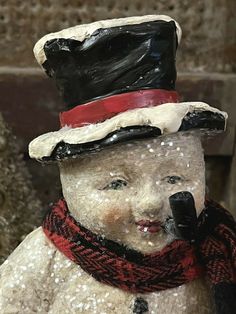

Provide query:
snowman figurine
left=0, top=15, right=235, bottom=314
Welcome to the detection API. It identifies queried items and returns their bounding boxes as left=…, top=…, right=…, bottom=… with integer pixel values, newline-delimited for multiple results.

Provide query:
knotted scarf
left=43, top=199, right=236, bottom=313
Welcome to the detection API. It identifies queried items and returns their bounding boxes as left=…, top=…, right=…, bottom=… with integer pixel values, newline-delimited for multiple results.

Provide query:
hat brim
left=29, top=102, right=227, bottom=162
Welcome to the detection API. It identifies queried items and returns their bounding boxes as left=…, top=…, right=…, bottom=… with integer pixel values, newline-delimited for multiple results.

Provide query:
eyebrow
left=107, top=168, right=131, bottom=178
left=95, top=163, right=135, bottom=179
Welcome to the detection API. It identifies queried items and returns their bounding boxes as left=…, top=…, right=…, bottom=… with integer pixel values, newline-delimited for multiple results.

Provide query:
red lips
left=135, top=220, right=162, bottom=233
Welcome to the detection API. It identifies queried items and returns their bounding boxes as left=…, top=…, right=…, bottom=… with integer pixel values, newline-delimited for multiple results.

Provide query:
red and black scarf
left=43, top=199, right=236, bottom=313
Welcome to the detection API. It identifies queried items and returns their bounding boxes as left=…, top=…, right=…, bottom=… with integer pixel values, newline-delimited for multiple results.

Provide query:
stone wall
left=0, top=0, right=235, bottom=215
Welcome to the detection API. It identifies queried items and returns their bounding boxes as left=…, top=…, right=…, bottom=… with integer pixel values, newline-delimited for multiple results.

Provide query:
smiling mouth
left=135, top=220, right=163, bottom=233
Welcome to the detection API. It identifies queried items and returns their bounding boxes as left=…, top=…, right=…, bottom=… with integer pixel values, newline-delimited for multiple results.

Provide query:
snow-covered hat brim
left=29, top=102, right=227, bottom=162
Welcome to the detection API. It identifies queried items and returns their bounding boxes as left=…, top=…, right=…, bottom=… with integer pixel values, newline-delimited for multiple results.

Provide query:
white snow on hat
left=29, top=102, right=227, bottom=160
left=34, top=15, right=182, bottom=66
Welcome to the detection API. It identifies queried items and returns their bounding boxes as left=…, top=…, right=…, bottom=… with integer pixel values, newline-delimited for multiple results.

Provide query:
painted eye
left=165, top=176, right=182, bottom=184
left=103, top=179, right=128, bottom=190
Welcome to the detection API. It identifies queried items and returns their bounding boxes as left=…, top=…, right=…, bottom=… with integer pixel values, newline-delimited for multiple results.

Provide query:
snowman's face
left=59, top=132, right=205, bottom=253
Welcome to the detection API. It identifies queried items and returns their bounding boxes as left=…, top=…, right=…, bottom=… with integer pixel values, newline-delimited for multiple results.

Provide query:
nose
left=134, top=184, right=164, bottom=220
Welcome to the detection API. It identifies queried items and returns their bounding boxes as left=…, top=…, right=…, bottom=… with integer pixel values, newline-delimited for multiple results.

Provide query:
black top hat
left=42, top=19, right=178, bottom=108
left=29, top=15, right=227, bottom=162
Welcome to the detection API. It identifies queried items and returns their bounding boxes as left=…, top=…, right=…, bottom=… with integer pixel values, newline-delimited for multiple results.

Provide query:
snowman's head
left=59, top=131, right=205, bottom=253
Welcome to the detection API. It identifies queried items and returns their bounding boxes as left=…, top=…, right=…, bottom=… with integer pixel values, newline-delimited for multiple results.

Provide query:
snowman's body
left=0, top=227, right=213, bottom=314
left=0, top=15, right=229, bottom=314
left=0, top=135, right=216, bottom=314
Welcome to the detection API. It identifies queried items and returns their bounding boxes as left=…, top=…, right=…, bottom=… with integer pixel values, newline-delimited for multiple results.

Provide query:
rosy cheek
left=101, top=206, right=131, bottom=227
left=102, top=209, right=123, bottom=225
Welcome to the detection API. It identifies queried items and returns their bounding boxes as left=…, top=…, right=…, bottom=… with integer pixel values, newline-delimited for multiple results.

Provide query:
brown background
left=0, top=0, right=236, bottom=215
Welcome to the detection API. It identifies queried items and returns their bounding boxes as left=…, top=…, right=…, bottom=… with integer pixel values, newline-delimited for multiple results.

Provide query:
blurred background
left=0, top=0, right=235, bottom=259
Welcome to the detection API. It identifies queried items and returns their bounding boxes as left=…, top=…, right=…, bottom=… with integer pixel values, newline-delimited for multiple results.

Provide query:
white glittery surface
left=0, top=133, right=215, bottom=313
left=0, top=228, right=214, bottom=313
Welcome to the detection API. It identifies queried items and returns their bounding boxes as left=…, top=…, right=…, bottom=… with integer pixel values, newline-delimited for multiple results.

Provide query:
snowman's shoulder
left=1, top=226, right=56, bottom=270
left=0, top=227, right=57, bottom=313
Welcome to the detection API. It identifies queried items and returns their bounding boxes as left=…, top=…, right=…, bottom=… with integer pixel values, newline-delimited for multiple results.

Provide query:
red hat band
left=60, top=89, right=180, bottom=128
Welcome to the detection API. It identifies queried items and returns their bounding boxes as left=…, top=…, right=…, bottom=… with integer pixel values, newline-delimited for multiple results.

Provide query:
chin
left=120, top=228, right=173, bottom=253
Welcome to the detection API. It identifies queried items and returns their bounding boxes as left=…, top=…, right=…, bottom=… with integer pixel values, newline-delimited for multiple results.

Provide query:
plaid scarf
left=43, top=199, right=236, bottom=313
